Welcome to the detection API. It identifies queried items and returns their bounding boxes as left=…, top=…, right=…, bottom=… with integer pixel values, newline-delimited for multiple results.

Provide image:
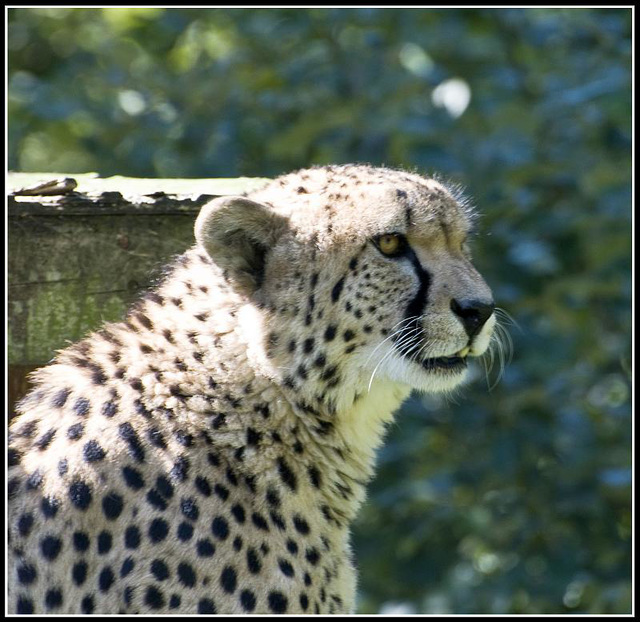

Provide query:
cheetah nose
left=450, top=298, right=495, bottom=338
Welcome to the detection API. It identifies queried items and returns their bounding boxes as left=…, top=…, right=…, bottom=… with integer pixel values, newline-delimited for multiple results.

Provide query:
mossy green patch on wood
left=9, top=173, right=268, bottom=368
left=9, top=214, right=195, bottom=364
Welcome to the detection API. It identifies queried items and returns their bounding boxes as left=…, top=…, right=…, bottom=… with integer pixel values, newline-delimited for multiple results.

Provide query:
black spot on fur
left=178, top=562, right=197, bottom=587
left=171, top=456, right=190, bottom=481
left=155, top=476, right=175, bottom=501
left=226, top=467, right=239, bottom=486
left=214, top=483, right=229, bottom=501
left=308, top=465, right=322, bottom=488
left=331, top=277, right=345, bottom=303
left=40, top=535, right=62, bottom=560
left=177, top=522, right=194, bottom=541
left=41, top=495, right=59, bottom=518
left=240, top=589, right=257, bottom=612
left=231, top=504, right=246, bottom=523
left=17, top=563, right=37, bottom=585
left=316, top=420, right=334, bottom=436
left=119, top=422, right=145, bottom=463
left=246, top=428, right=261, bottom=446
left=26, top=468, right=44, bottom=490
left=195, top=476, right=212, bottom=497
left=196, top=539, right=215, bottom=557
left=148, top=426, right=167, bottom=449
left=125, top=525, right=141, bottom=548
left=211, top=413, right=226, bottom=429
left=146, top=292, right=164, bottom=305
left=73, top=531, right=90, bottom=551
left=102, top=492, right=124, bottom=520
left=144, top=585, right=165, bottom=609
left=246, top=547, right=261, bottom=574
left=305, top=547, right=320, bottom=565
left=69, top=480, right=92, bottom=510
left=149, top=518, right=169, bottom=543
left=211, top=516, right=229, bottom=540
left=98, top=530, right=113, bottom=554
left=73, top=397, right=90, bottom=416
left=67, top=423, right=84, bottom=441
left=181, top=498, right=199, bottom=521
left=268, top=591, right=288, bottom=613
left=81, top=596, right=94, bottom=614
left=293, top=514, right=311, bottom=535
left=252, top=512, right=269, bottom=531
left=83, top=439, right=106, bottom=462
left=198, top=598, right=216, bottom=613
left=52, top=388, right=70, bottom=408
left=320, top=365, right=338, bottom=382
left=405, top=205, right=412, bottom=228
left=72, top=560, right=88, bottom=585
left=91, top=365, right=107, bottom=385
left=254, top=403, right=270, bottom=418
left=58, top=458, right=68, bottom=475
left=17, top=513, right=34, bottom=537
left=324, top=325, right=337, bottom=342
left=134, top=312, right=153, bottom=330
left=277, top=457, right=297, bottom=491
left=101, top=401, right=117, bottom=418
left=8, top=447, right=21, bottom=466
left=266, top=486, right=281, bottom=507
left=151, top=558, right=170, bottom=581
left=35, top=428, right=56, bottom=450
left=278, top=558, right=294, bottom=577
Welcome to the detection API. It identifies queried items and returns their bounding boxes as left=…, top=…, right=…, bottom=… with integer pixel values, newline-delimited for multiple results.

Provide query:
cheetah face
left=196, top=165, right=495, bottom=398
left=348, top=225, right=495, bottom=394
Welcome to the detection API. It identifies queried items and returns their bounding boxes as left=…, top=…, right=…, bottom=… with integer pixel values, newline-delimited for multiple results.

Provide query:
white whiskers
left=481, top=306, right=515, bottom=391
left=366, top=317, right=423, bottom=393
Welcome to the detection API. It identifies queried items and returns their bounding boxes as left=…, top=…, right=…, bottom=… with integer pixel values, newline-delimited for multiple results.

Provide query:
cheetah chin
left=9, top=164, right=495, bottom=614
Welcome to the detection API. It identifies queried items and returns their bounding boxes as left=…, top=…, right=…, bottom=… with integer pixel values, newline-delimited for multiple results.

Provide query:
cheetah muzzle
left=8, top=164, right=495, bottom=614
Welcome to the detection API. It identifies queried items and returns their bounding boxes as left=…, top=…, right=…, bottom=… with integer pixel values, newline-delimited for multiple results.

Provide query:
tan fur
left=8, top=164, right=494, bottom=614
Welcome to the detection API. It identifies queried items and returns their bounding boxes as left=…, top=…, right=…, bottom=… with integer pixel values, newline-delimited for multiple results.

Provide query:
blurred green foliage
left=8, top=7, right=632, bottom=614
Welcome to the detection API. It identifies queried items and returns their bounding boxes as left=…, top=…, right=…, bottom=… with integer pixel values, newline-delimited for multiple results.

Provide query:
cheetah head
left=195, top=165, right=495, bottom=405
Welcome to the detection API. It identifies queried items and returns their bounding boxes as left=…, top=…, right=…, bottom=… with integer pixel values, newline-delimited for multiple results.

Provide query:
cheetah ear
left=194, top=196, right=290, bottom=295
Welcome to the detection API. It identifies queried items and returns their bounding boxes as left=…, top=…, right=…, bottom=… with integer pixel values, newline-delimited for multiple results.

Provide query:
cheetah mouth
left=421, top=355, right=468, bottom=372
left=394, top=336, right=470, bottom=372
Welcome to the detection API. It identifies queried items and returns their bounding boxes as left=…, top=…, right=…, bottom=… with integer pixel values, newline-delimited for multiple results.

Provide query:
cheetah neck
left=237, top=301, right=411, bottom=520
left=108, top=255, right=413, bottom=525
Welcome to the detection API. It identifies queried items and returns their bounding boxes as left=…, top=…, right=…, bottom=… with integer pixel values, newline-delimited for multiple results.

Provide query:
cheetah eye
left=374, top=233, right=407, bottom=257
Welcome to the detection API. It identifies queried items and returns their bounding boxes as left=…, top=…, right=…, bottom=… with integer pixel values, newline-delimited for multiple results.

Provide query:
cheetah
left=8, top=164, right=496, bottom=614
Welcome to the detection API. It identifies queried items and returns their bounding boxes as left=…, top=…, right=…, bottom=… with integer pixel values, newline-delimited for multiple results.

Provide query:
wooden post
left=8, top=172, right=269, bottom=414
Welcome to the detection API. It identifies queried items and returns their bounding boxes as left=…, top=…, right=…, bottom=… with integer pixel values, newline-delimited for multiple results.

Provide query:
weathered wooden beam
left=8, top=172, right=269, bottom=410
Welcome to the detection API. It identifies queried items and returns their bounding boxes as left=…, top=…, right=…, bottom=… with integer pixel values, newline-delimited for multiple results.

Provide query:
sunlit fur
left=8, top=164, right=498, bottom=614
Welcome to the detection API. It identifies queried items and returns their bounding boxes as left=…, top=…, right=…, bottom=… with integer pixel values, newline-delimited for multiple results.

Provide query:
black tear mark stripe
left=396, top=246, right=431, bottom=357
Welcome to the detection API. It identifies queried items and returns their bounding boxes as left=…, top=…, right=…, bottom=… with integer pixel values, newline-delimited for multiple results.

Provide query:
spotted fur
left=8, top=164, right=495, bottom=613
